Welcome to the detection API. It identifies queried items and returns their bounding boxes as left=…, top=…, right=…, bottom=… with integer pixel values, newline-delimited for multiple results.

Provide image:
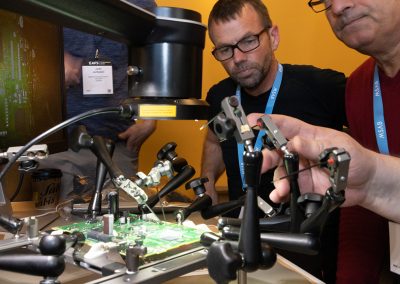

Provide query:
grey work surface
left=165, top=258, right=324, bottom=284
left=0, top=260, right=322, bottom=284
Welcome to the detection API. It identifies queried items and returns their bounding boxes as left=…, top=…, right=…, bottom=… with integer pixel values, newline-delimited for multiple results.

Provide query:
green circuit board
left=53, top=215, right=207, bottom=262
left=0, top=10, right=64, bottom=150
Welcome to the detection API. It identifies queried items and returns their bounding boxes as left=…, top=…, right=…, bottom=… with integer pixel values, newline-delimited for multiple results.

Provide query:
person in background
left=307, top=0, right=400, bottom=282
left=40, top=0, right=157, bottom=199
left=200, top=0, right=347, bottom=282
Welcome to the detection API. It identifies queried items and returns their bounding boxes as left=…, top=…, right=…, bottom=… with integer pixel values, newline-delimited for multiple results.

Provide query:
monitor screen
left=0, top=9, right=67, bottom=155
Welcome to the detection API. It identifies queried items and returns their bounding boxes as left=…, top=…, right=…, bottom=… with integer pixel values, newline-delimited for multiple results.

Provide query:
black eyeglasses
left=212, top=28, right=269, bottom=61
left=308, top=0, right=332, bottom=13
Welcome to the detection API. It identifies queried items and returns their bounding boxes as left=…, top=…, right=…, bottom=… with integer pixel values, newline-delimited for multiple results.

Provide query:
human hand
left=64, top=52, right=83, bottom=87
left=247, top=113, right=374, bottom=208
left=118, top=120, right=157, bottom=152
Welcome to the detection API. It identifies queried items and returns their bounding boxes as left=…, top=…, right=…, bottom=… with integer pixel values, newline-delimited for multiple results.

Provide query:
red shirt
left=337, top=57, right=400, bottom=283
left=346, top=57, right=400, bottom=155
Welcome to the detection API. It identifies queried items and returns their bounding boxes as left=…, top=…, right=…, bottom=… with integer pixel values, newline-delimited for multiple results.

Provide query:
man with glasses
left=201, top=0, right=347, bottom=282
left=306, top=0, right=400, bottom=283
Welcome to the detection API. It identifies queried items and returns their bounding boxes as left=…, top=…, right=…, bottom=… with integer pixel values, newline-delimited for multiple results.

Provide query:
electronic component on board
left=103, top=214, right=114, bottom=236
left=87, top=230, right=113, bottom=242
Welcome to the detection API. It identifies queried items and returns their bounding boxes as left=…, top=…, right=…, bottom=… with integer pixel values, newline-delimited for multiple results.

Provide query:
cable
left=272, top=161, right=327, bottom=183
left=39, top=214, right=61, bottom=231
left=31, top=199, right=74, bottom=230
left=9, top=161, right=39, bottom=202
left=157, top=186, right=167, bottom=221
left=31, top=199, right=74, bottom=219
left=9, top=172, right=25, bottom=202
left=0, top=106, right=126, bottom=182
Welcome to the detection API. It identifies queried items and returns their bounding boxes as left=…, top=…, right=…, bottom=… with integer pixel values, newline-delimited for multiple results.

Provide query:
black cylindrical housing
left=129, top=7, right=206, bottom=99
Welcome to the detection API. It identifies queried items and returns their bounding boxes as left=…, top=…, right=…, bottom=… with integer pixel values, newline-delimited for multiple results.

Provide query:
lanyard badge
left=82, top=49, right=114, bottom=97
left=237, top=63, right=283, bottom=189
left=373, top=64, right=389, bottom=154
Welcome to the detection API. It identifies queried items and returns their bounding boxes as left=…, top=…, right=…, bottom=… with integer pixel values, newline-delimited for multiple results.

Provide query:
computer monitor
left=0, top=9, right=67, bottom=211
left=0, top=8, right=67, bottom=155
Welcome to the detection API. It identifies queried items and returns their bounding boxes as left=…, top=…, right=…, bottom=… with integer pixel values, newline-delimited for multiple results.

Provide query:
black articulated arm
left=0, top=214, right=23, bottom=235
left=255, top=115, right=350, bottom=236
left=217, top=215, right=291, bottom=233
left=0, top=235, right=66, bottom=283
left=70, top=125, right=148, bottom=205
left=299, top=148, right=349, bottom=234
left=175, top=177, right=212, bottom=224
left=203, top=99, right=351, bottom=283
left=204, top=96, right=277, bottom=283
left=140, top=142, right=196, bottom=212
left=201, top=195, right=245, bottom=220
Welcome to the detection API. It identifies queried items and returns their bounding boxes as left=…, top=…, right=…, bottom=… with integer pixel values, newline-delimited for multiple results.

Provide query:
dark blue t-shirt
left=64, top=0, right=156, bottom=140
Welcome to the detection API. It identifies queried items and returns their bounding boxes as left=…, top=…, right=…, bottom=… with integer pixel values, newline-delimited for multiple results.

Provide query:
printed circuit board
left=53, top=215, right=206, bottom=262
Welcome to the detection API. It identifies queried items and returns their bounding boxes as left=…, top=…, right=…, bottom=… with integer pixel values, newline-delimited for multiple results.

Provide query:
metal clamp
left=318, top=147, right=350, bottom=194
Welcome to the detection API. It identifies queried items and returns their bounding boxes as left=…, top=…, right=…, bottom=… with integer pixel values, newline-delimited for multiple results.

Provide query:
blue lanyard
left=237, top=63, right=283, bottom=189
left=373, top=64, right=389, bottom=154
